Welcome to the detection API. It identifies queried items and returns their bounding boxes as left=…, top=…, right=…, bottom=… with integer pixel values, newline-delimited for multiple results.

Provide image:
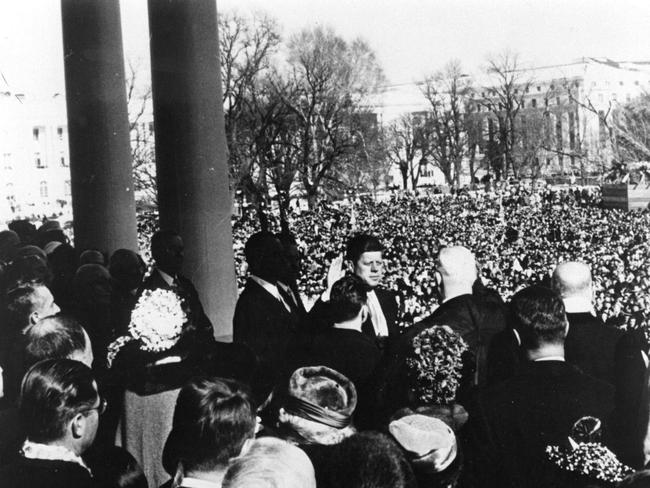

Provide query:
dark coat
left=486, top=311, right=626, bottom=388
left=139, top=269, right=214, bottom=344
left=284, top=328, right=381, bottom=389
left=565, top=312, right=624, bottom=386
left=462, top=361, right=615, bottom=488
left=233, top=278, right=301, bottom=398
left=0, top=457, right=98, bottom=488
left=610, top=329, right=649, bottom=468
left=305, top=286, right=400, bottom=349
left=375, top=291, right=506, bottom=423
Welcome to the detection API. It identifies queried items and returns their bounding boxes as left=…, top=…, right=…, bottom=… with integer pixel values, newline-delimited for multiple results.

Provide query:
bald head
left=23, top=314, right=93, bottom=368
left=552, top=262, right=592, bottom=299
left=438, top=246, right=477, bottom=283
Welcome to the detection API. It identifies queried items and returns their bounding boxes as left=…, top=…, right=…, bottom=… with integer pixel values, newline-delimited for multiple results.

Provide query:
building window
left=2, top=152, right=11, bottom=170
left=60, top=154, right=67, bottom=167
left=537, top=86, right=541, bottom=92
left=635, top=80, right=640, bottom=86
left=57, top=127, right=64, bottom=141
left=35, top=153, right=46, bottom=168
left=619, top=81, right=624, bottom=86
left=612, top=93, right=618, bottom=101
left=33, top=127, right=40, bottom=141
left=39, top=181, right=48, bottom=198
left=531, top=99, right=537, bottom=108
left=64, top=180, right=71, bottom=196
left=148, top=122, right=154, bottom=133
left=598, top=94, right=604, bottom=102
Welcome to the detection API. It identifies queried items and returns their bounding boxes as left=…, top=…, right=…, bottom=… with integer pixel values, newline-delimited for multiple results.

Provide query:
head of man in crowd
left=510, top=285, right=568, bottom=360
left=109, top=249, right=146, bottom=293
left=244, top=232, right=285, bottom=284
left=4, top=254, right=52, bottom=289
left=346, top=234, right=384, bottom=289
left=276, top=232, right=302, bottom=286
left=329, top=275, right=368, bottom=327
left=222, top=437, right=316, bottom=488
left=23, top=314, right=93, bottom=369
left=5, top=283, right=60, bottom=331
left=551, top=261, right=594, bottom=314
left=435, top=246, right=477, bottom=301
left=19, top=358, right=101, bottom=456
left=151, top=230, right=184, bottom=277
left=163, top=377, right=256, bottom=483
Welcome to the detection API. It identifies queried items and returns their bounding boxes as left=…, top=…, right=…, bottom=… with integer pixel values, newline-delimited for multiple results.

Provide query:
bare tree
left=421, top=60, right=473, bottom=187
left=479, top=51, right=533, bottom=179
left=281, top=26, right=385, bottom=207
left=125, top=60, right=156, bottom=205
left=385, top=113, right=426, bottom=189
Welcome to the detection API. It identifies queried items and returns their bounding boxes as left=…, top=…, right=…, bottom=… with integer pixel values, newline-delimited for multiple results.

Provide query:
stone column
left=148, top=0, right=236, bottom=338
left=61, top=0, right=138, bottom=254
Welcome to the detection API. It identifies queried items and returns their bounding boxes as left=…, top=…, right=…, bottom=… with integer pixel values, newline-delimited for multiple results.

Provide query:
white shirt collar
left=562, top=296, right=595, bottom=315
left=534, top=356, right=565, bottom=362
left=179, top=477, right=223, bottom=488
left=157, top=268, right=175, bottom=287
left=21, top=440, right=91, bottom=474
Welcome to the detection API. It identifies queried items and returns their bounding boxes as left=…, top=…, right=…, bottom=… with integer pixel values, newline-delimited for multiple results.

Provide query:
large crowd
left=233, top=185, right=650, bottom=334
left=1, top=184, right=650, bottom=488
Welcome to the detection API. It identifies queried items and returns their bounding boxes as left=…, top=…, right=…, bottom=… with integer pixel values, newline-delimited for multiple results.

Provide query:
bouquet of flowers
left=406, top=326, right=468, bottom=405
left=546, top=442, right=633, bottom=484
left=107, top=288, right=187, bottom=367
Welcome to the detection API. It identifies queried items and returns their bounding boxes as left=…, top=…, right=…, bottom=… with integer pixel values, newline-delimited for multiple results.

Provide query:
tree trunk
left=400, top=164, right=409, bottom=189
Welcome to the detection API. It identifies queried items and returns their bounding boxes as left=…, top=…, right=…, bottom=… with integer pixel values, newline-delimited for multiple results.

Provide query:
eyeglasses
left=81, top=397, right=107, bottom=416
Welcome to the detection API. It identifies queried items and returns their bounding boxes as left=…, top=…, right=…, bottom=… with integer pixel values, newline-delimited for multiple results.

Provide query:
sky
left=1, top=0, right=649, bottom=97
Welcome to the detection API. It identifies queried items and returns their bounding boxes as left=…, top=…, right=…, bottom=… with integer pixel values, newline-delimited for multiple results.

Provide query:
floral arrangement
left=406, top=326, right=468, bottom=405
left=546, top=442, right=634, bottom=483
left=106, top=288, right=187, bottom=367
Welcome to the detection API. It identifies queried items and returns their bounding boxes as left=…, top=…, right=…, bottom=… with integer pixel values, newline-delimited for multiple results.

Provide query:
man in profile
left=0, top=314, right=95, bottom=464
left=233, top=232, right=301, bottom=398
left=0, top=358, right=101, bottom=487
left=140, top=230, right=214, bottom=343
left=463, top=286, right=614, bottom=488
left=1, top=283, right=61, bottom=407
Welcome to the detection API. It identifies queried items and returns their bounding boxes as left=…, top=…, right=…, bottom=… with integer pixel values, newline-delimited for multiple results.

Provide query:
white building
left=0, top=83, right=72, bottom=223
left=371, top=58, right=650, bottom=187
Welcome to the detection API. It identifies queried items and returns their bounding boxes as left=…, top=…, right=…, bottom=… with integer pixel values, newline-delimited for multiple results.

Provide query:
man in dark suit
left=306, top=234, right=400, bottom=349
left=233, top=232, right=301, bottom=398
left=139, top=230, right=214, bottom=344
left=376, top=247, right=506, bottom=421
left=462, top=286, right=615, bottom=488
left=0, top=359, right=100, bottom=487
left=276, top=231, right=307, bottom=321
left=552, top=261, right=624, bottom=385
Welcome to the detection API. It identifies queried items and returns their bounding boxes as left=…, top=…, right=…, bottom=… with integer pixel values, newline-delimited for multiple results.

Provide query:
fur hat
left=38, top=220, right=62, bottom=233
left=389, top=414, right=457, bottom=473
left=278, top=366, right=357, bottom=445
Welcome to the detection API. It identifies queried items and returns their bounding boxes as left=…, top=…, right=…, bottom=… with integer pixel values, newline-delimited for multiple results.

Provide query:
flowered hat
left=546, top=416, right=634, bottom=484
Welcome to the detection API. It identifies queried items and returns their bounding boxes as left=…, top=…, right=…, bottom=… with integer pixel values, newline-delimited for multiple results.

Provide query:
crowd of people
left=0, top=183, right=650, bottom=488
left=233, top=184, right=650, bottom=333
